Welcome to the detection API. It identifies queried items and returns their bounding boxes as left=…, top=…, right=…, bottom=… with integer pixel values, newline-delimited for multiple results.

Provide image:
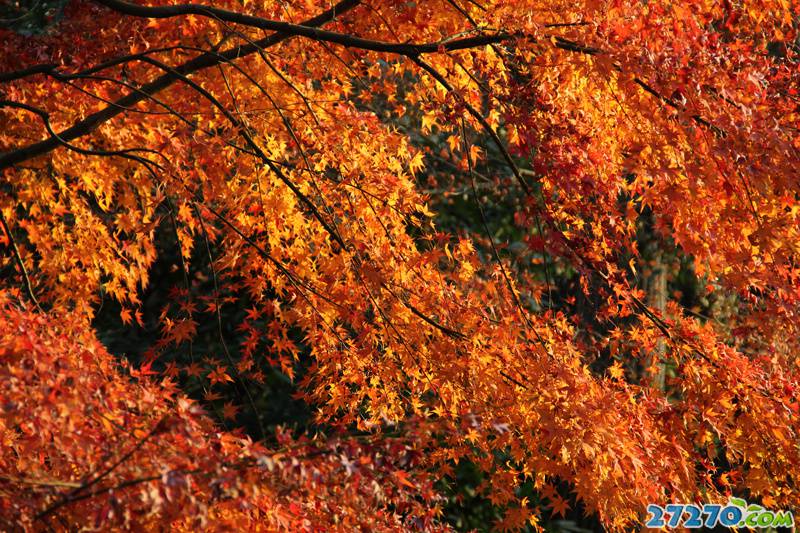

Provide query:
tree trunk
left=645, top=249, right=667, bottom=391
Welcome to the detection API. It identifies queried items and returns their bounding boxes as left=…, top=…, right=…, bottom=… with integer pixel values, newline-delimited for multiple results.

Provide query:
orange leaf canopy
left=1, top=0, right=798, bottom=530
left=0, top=296, right=445, bottom=530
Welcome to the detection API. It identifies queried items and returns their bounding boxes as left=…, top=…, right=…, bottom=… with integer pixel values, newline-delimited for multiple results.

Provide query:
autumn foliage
left=1, top=0, right=799, bottom=530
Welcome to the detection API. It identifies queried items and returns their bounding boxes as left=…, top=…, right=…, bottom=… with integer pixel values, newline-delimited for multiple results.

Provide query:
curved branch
left=0, top=47, right=193, bottom=83
left=0, top=64, right=59, bottom=83
left=0, top=210, right=43, bottom=313
left=0, top=0, right=360, bottom=171
left=92, top=0, right=510, bottom=56
left=0, top=100, right=165, bottom=172
left=132, top=54, right=347, bottom=249
left=411, top=57, right=534, bottom=196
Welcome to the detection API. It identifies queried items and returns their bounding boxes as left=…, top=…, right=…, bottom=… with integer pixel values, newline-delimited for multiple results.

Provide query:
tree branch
left=0, top=0, right=361, bottom=170
left=0, top=210, right=43, bottom=313
left=91, top=0, right=510, bottom=56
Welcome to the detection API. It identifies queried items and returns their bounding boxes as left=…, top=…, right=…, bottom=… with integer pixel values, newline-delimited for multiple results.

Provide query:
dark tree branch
left=0, top=210, right=43, bottom=312
left=0, top=46, right=193, bottom=83
left=131, top=54, right=347, bottom=249
left=0, top=100, right=165, bottom=172
left=91, top=0, right=510, bottom=56
left=0, top=0, right=361, bottom=170
left=192, top=203, right=267, bottom=442
left=0, top=63, right=58, bottom=82
left=411, top=57, right=534, bottom=196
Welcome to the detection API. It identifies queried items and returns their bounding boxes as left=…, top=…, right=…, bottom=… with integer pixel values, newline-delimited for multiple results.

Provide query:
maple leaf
left=409, top=152, right=425, bottom=175
left=393, top=470, right=416, bottom=489
left=609, top=361, right=625, bottom=380
left=421, top=112, right=437, bottom=134
left=168, top=319, right=198, bottom=344
left=447, top=135, right=461, bottom=152
left=162, top=362, right=180, bottom=379
left=184, top=362, right=204, bottom=378
left=548, top=495, right=570, bottom=518
left=203, top=389, right=223, bottom=402
left=221, top=401, right=240, bottom=420
left=207, top=366, right=234, bottom=386
left=761, top=495, right=776, bottom=507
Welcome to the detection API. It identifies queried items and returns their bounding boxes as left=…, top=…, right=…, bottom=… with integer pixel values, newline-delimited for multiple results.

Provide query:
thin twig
left=0, top=210, right=43, bottom=312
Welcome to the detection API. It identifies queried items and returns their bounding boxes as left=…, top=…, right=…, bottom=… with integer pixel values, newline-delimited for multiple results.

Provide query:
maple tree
left=1, top=0, right=799, bottom=530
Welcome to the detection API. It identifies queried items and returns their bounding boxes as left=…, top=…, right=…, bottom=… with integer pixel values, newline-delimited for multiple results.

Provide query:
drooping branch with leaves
left=1, top=0, right=798, bottom=530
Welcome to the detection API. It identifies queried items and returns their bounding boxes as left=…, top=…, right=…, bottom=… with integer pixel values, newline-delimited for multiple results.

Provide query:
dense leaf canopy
left=1, top=0, right=798, bottom=530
